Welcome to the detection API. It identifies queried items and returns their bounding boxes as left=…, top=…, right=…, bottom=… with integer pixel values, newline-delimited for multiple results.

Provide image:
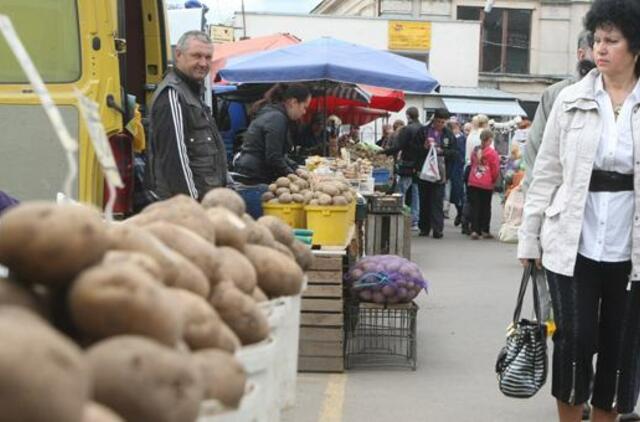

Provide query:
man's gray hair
left=176, top=30, right=212, bottom=52
left=577, top=30, right=593, bottom=50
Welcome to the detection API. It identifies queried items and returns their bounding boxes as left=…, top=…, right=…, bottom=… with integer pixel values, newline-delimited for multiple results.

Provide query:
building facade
left=312, top=0, right=593, bottom=105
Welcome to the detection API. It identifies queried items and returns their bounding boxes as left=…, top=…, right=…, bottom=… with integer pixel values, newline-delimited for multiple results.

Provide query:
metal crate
left=345, top=301, right=418, bottom=370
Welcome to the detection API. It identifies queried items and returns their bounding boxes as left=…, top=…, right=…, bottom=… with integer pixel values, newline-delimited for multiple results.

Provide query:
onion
left=387, top=295, right=400, bottom=304
left=372, top=291, right=385, bottom=304
left=396, top=287, right=408, bottom=299
left=359, top=289, right=373, bottom=301
left=381, top=284, right=396, bottom=297
left=350, top=269, right=364, bottom=280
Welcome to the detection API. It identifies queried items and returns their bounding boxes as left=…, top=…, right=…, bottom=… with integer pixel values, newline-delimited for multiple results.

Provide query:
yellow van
left=0, top=0, right=171, bottom=213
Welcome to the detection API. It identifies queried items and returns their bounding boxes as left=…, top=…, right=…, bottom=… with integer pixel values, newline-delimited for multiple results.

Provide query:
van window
left=0, top=0, right=81, bottom=83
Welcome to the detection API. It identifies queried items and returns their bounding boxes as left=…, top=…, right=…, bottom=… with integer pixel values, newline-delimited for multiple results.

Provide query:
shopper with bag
left=467, top=129, right=500, bottom=240
left=416, top=108, right=459, bottom=238
left=518, top=1, right=640, bottom=420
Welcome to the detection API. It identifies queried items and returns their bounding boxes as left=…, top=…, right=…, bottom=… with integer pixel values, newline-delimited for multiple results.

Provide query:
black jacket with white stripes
left=145, top=69, right=228, bottom=200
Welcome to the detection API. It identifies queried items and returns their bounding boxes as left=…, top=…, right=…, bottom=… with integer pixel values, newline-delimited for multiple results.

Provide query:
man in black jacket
left=381, top=107, right=422, bottom=229
left=145, top=31, right=227, bottom=201
left=416, top=108, right=460, bottom=238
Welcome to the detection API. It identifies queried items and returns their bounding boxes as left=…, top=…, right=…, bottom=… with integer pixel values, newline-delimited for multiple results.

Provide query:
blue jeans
left=396, top=176, right=419, bottom=226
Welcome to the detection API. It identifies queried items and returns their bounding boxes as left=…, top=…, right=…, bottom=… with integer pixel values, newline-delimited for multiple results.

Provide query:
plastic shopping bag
left=419, top=146, right=440, bottom=182
left=499, top=183, right=524, bottom=244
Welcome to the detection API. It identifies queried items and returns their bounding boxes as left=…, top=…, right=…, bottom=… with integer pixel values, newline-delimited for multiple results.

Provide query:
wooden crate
left=298, top=254, right=345, bottom=373
left=365, top=212, right=411, bottom=259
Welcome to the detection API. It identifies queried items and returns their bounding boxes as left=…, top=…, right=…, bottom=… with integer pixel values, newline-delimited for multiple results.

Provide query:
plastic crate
left=262, top=202, right=305, bottom=229
left=305, top=204, right=352, bottom=246
left=345, top=300, right=418, bottom=370
left=372, top=168, right=392, bottom=186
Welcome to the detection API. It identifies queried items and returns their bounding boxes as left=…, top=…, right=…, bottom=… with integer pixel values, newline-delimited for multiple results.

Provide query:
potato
left=193, top=349, right=247, bottom=408
left=251, top=287, right=268, bottom=303
left=83, top=402, right=124, bottom=422
left=290, top=183, right=301, bottom=194
left=144, top=222, right=222, bottom=287
left=268, top=184, right=278, bottom=193
left=289, top=239, right=314, bottom=271
left=246, top=221, right=277, bottom=247
left=309, top=199, right=320, bottom=206
left=0, top=277, right=41, bottom=312
left=102, top=251, right=163, bottom=282
left=273, top=241, right=296, bottom=261
left=139, top=195, right=216, bottom=244
left=257, top=215, right=295, bottom=245
left=87, top=336, right=204, bottom=422
left=168, top=288, right=240, bottom=352
left=296, top=179, right=310, bottom=190
left=275, top=187, right=290, bottom=197
left=206, top=207, right=248, bottom=251
left=318, top=193, right=333, bottom=206
left=261, top=191, right=275, bottom=202
left=295, top=168, right=310, bottom=179
left=320, top=183, right=340, bottom=197
left=287, top=174, right=299, bottom=182
left=303, top=191, right=314, bottom=204
left=201, top=187, right=246, bottom=217
left=269, top=198, right=280, bottom=204
left=0, top=202, right=108, bottom=286
left=332, top=195, right=348, bottom=206
left=69, top=263, right=182, bottom=346
left=244, top=245, right=304, bottom=297
left=0, top=307, right=90, bottom=422
left=292, top=193, right=305, bottom=203
left=210, top=281, right=270, bottom=345
left=343, top=191, right=354, bottom=203
left=107, top=224, right=210, bottom=298
left=279, top=193, right=293, bottom=204
left=275, top=177, right=291, bottom=188
left=217, top=247, right=257, bottom=294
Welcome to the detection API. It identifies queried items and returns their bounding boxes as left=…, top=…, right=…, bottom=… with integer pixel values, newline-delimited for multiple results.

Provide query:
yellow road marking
left=319, top=373, right=347, bottom=422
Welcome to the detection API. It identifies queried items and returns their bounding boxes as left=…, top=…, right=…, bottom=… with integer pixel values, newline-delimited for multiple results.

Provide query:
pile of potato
left=0, top=188, right=313, bottom=422
left=262, top=169, right=356, bottom=207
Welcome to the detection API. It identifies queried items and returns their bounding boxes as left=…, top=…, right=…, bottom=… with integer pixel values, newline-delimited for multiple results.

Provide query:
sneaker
left=482, top=233, right=494, bottom=239
left=419, top=231, right=429, bottom=237
left=454, top=215, right=462, bottom=227
left=581, top=403, right=591, bottom=420
left=433, top=232, right=443, bottom=239
left=470, top=232, right=480, bottom=240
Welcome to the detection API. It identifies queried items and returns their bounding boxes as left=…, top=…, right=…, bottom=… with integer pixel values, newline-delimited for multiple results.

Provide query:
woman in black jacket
left=233, top=84, right=311, bottom=185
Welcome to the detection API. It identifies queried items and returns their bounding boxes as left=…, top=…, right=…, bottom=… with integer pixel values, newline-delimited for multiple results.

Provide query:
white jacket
left=518, top=70, right=640, bottom=278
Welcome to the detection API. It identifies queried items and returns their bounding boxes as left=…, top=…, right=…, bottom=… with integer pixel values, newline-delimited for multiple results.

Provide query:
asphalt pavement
left=283, top=195, right=559, bottom=422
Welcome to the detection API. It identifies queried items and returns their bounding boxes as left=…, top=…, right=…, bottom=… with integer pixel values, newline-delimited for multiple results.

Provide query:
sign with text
left=211, top=25, right=234, bottom=44
left=388, top=20, right=431, bottom=51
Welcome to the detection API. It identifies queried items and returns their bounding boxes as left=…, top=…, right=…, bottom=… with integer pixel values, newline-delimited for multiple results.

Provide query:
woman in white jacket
left=518, top=0, right=640, bottom=420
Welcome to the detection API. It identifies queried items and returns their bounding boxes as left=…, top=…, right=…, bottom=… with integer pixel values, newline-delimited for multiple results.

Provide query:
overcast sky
left=202, top=0, right=320, bottom=24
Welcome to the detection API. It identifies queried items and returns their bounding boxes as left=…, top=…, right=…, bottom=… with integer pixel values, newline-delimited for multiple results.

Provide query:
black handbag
left=495, top=263, right=548, bottom=398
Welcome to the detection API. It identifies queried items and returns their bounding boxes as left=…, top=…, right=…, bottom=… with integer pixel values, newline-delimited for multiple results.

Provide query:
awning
left=441, top=97, right=527, bottom=117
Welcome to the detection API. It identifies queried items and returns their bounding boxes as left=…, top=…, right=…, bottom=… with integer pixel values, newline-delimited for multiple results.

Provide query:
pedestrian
left=296, top=113, right=326, bottom=157
left=465, top=114, right=489, bottom=166
left=145, top=30, right=227, bottom=201
left=233, top=83, right=311, bottom=185
left=467, top=129, right=499, bottom=240
left=376, top=124, right=394, bottom=148
left=416, top=108, right=459, bottom=238
left=518, top=1, right=640, bottom=420
left=447, top=118, right=466, bottom=226
left=523, top=30, right=596, bottom=192
left=380, top=107, right=422, bottom=230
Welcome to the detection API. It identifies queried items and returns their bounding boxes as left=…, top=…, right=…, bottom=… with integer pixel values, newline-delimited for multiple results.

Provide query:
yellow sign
left=210, top=25, right=234, bottom=44
left=388, top=20, right=431, bottom=51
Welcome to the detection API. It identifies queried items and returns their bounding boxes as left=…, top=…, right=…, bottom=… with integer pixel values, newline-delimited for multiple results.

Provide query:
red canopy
left=328, top=106, right=390, bottom=127
left=212, top=33, right=301, bottom=78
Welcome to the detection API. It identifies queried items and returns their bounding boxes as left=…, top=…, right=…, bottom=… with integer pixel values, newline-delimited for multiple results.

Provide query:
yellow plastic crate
left=305, top=204, right=351, bottom=246
left=262, top=202, right=306, bottom=228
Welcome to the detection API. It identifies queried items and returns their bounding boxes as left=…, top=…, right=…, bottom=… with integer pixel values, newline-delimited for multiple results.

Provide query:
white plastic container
left=236, top=336, right=277, bottom=422
left=280, top=279, right=307, bottom=409
left=198, top=382, right=261, bottom=422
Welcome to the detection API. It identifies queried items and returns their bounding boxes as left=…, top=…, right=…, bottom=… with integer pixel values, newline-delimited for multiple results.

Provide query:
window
left=457, top=6, right=531, bottom=74
left=0, top=0, right=81, bottom=83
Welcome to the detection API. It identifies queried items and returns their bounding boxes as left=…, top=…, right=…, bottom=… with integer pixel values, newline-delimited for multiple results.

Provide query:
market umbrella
left=219, top=37, right=438, bottom=93
left=307, top=85, right=405, bottom=115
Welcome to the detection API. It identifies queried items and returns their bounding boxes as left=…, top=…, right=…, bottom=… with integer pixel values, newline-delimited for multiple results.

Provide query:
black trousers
left=418, top=180, right=445, bottom=235
left=468, top=186, right=492, bottom=234
left=546, top=255, right=640, bottom=413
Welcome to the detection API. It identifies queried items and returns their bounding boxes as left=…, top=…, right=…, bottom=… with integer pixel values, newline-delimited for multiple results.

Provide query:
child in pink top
left=468, top=129, right=500, bottom=239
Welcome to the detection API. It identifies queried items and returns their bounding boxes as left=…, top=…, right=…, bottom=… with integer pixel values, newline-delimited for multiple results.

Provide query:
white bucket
left=198, top=382, right=261, bottom=422
left=236, top=336, right=277, bottom=422
left=280, top=278, right=307, bottom=409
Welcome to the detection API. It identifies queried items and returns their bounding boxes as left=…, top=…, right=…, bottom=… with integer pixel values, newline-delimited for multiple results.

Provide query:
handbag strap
left=512, top=263, right=544, bottom=331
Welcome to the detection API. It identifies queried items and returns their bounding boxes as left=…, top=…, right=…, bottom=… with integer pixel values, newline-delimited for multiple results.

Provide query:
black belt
left=589, top=170, right=634, bottom=192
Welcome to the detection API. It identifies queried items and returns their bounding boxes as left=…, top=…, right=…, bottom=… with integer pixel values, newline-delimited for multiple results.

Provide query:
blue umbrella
left=219, top=37, right=438, bottom=93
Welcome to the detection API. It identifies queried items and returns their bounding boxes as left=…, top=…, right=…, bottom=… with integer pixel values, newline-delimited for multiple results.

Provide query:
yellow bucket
left=262, top=202, right=306, bottom=228
left=305, top=204, right=351, bottom=246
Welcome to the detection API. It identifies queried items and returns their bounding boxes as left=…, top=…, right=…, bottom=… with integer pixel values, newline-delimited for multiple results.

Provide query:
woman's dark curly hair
left=584, top=0, right=640, bottom=76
